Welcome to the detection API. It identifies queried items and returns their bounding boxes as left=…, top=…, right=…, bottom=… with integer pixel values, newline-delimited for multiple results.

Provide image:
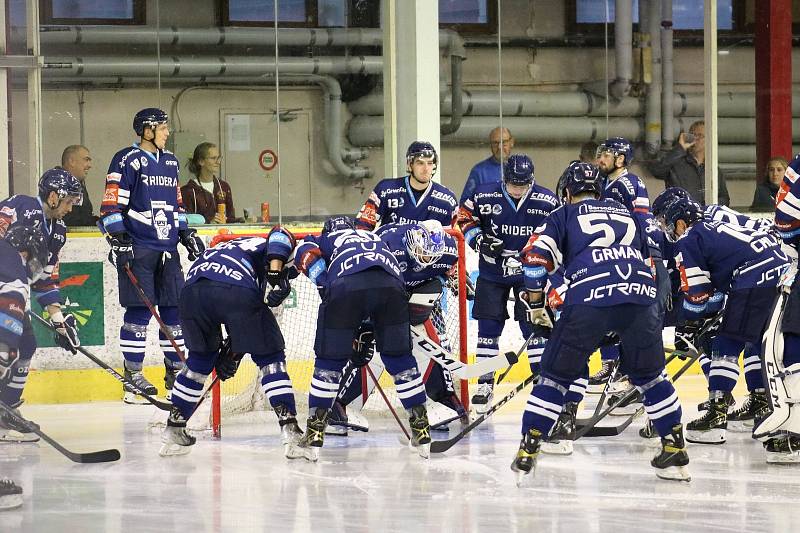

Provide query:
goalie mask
left=405, top=220, right=446, bottom=268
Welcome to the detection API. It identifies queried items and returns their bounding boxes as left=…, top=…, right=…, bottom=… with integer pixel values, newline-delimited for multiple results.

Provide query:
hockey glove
left=214, top=337, right=243, bottom=381
left=519, top=291, right=553, bottom=329
left=264, top=270, right=292, bottom=307
left=179, top=229, right=206, bottom=261
left=473, top=233, right=504, bottom=260
left=108, top=232, right=134, bottom=268
left=674, top=320, right=702, bottom=358
left=0, top=343, right=19, bottom=384
left=351, top=323, right=375, bottom=367
left=51, top=313, right=80, bottom=354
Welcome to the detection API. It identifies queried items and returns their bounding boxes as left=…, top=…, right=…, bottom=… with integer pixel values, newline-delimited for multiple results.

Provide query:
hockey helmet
left=133, top=108, right=169, bottom=136
left=322, top=216, right=356, bottom=235
left=661, top=197, right=703, bottom=242
left=5, top=225, right=49, bottom=278
left=38, top=168, right=83, bottom=206
left=559, top=161, right=603, bottom=200
left=503, top=154, right=535, bottom=187
left=597, top=137, right=634, bottom=166
left=652, top=187, right=692, bottom=220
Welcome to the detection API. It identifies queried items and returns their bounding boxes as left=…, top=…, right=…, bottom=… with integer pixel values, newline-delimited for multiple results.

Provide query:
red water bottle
left=261, top=202, right=270, bottom=223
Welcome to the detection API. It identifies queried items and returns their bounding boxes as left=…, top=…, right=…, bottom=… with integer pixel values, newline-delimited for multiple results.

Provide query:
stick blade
left=430, top=439, right=458, bottom=454
left=73, top=448, right=121, bottom=464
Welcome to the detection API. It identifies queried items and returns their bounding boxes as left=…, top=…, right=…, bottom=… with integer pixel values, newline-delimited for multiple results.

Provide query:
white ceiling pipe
left=661, top=0, right=675, bottom=143
left=609, top=0, right=634, bottom=99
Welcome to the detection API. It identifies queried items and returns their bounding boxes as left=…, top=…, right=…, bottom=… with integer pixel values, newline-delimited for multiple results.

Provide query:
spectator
left=579, top=141, right=599, bottom=164
left=647, top=120, right=730, bottom=206
left=59, top=145, right=97, bottom=227
left=751, top=156, right=788, bottom=211
left=460, top=127, right=514, bottom=204
left=180, top=143, right=237, bottom=224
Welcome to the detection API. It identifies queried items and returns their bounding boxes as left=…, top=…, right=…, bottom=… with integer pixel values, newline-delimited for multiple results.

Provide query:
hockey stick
left=411, top=326, right=518, bottom=379
left=430, top=371, right=539, bottom=453
left=574, top=347, right=702, bottom=439
left=29, top=313, right=173, bottom=411
left=97, top=223, right=185, bottom=362
left=364, top=364, right=411, bottom=440
left=495, top=331, right=537, bottom=386
left=0, top=399, right=121, bottom=463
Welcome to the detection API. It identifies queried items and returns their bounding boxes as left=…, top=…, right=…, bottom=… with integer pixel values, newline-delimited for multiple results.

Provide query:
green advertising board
left=32, top=261, right=105, bottom=347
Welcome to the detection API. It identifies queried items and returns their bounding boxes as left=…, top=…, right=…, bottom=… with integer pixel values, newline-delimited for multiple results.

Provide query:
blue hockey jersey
left=603, top=169, right=650, bottom=217
left=457, top=181, right=559, bottom=284
left=0, top=195, right=66, bottom=308
left=295, top=228, right=403, bottom=288
left=355, top=177, right=458, bottom=231
left=185, top=227, right=295, bottom=292
left=705, top=204, right=772, bottom=231
left=0, top=239, right=30, bottom=349
left=375, top=223, right=458, bottom=291
left=673, top=221, right=790, bottom=318
left=101, top=144, right=188, bottom=251
left=522, top=199, right=656, bottom=307
left=776, top=153, right=800, bottom=248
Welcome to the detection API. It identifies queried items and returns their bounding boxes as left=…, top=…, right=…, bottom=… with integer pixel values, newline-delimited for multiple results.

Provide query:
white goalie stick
left=411, top=324, right=518, bottom=379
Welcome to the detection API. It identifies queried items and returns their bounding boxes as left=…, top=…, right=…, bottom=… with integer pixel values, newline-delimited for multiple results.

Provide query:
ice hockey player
left=590, top=137, right=653, bottom=394
left=328, top=219, right=467, bottom=434
left=661, top=197, right=791, bottom=448
left=101, top=108, right=205, bottom=403
left=0, top=170, right=83, bottom=441
left=514, top=162, right=689, bottom=484
left=0, top=478, right=23, bottom=511
left=355, top=141, right=458, bottom=230
left=457, top=153, right=559, bottom=413
left=160, top=227, right=302, bottom=456
left=286, top=216, right=431, bottom=461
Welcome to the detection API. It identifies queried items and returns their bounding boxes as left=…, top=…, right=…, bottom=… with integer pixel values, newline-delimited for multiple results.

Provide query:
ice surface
left=1, top=375, right=798, bottom=533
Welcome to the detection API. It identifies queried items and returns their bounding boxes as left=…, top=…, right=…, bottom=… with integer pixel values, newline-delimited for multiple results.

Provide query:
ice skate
left=727, top=390, right=769, bottom=432
left=607, top=387, right=642, bottom=416
left=697, top=391, right=735, bottom=413
left=285, top=407, right=328, bottom=462
left=0, top=478, right=23, bottom=511
left=163, top=358, right=181, bottom=402
left=325, top=401, right=349, bottom=436
left=0, top=404, right=39, bottom=443
left=159, top=407, right=196, bottom=456
left=541, top=402, right=577, bottom=455
left=274, top=404, right=303, bottom=446
left=686, top=396, right=727, bottom=444
left=639, top=418, right=661, bottom=446
left=587, top=359, right=617, bottom=393
left=651, top=424, right=691, bottom=481
left=471, top=382, right=494, bottom=415
left=123, top=366, right=158, bottom=404
left=764, top=434, right=800, bottom=464
left=511, top=428, right=543, bottom=487
left=408, top=404, right=432, bottom=458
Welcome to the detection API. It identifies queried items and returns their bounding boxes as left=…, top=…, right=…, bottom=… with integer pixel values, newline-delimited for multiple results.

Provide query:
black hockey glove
left=674, top=320, right=703, bottom=358
left=0, top=344, right=19, bottom=384
left=473, top=233, right=504, bottom=259
left=51, top=313, right=80, bottom=354
left=351, top=323, right=375, bottom=367
left=179, top=229, right=205, bottom=261
left=214, top=337, right=243, bottom=381
left=264, top=269, right=292, bottom=307
left=108, top=232, right=134, bottom=268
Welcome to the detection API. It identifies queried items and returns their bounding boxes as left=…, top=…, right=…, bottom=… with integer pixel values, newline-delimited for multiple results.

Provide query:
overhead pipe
left=644, top=0, right=663, bottom=153
left=661, top=0, right=675, bottom=144
left=609, top=0, right=634, bottom=100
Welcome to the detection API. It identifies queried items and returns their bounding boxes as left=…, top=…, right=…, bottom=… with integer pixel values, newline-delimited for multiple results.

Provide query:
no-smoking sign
left=259, top=149, right=278, bottom=171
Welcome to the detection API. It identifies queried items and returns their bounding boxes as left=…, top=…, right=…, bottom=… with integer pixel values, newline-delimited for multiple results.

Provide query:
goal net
left=206, top=229, right=469, bottom=437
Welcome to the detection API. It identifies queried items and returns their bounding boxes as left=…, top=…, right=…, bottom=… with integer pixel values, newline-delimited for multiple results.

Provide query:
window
left=40, top=0, right=145, bottom=25
left=439, top=0, right=496, bottom=34
left=570, top=0, right=736, bottom=33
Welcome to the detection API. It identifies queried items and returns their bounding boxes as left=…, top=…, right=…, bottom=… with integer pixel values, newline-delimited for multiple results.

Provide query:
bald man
left=59, top=145, right=97, bottom=227
left=460, top=127, right=514, bottom=204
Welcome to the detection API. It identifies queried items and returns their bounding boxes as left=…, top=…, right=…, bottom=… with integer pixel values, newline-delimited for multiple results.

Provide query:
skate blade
left=285, top=443, right=319, bottom=462
left=727, top=420, right=755, bottom=433
left=541, top=440, right=573, bottom=456
left=324, top=424, right=348, bottom=436
left=655, top=465, right=691, bottom=482
left=766, top=451, right=800, bottom=464
left=0, top=431, right=40, bottom=443
left=511, top=464, right=534, bottom=487
left=0, top=493, right=23, bottom=510
left=609, top=403, right=641, bottom=416
left=123, top=392, right=152, bottom=405
left=406, top=439, right=431, bottom=459
left=686, top=429, right=726, bottom=445
left=158, top=442, right=192, bottom=457
left=471, top=403, right=491, bottom=416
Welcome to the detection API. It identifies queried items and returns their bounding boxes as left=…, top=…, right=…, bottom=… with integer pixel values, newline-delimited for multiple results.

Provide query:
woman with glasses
left=181, top=142, right=238, bottom=224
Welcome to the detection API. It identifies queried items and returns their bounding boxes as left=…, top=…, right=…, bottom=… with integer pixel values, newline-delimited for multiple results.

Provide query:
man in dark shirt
left=60, top=145, right=97, bottom=227
left=648, top=120, right=730, bottom=206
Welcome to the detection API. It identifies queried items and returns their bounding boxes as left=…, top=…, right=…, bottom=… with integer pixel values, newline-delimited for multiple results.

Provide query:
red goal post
left=206, top=228, right=470, bottom=438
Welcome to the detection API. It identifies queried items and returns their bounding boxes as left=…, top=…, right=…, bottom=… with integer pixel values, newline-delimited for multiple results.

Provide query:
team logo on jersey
left=492, top=204, right=502, bottom=215
left=140, top=157, right=149, bottom=167
left=398, top=261, right=408, bottom=271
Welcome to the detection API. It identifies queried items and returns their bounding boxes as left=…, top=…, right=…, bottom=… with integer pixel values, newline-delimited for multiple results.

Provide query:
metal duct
left=609, top=0, right=633, bottom=99
left=661, top=0, right=675, bottom=143
left=644, top=0, right=663, bottom=152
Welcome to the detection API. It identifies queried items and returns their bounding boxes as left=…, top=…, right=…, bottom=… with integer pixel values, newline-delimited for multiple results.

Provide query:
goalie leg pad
left=631, top=372, right=683, bottom=438
left=255, top=358, right=297, bottom=414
